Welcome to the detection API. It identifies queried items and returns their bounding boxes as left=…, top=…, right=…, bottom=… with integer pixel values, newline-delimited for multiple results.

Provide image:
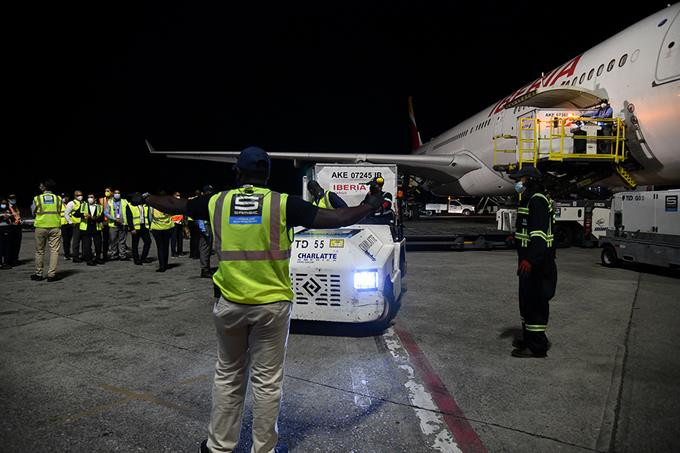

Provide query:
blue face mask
left=514, top=181, right=526, bottom=193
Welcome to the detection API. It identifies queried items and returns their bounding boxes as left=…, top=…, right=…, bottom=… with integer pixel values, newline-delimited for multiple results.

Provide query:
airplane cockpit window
left=597, top=64, right=605, bottom=76
left=619, top=54, right=627, bottom=67
left=588, top=68, right=595, bottom=80
left=607, top=59, right=615, bottom=72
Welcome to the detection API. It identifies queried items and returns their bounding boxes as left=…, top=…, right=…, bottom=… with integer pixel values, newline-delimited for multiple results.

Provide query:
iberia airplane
left=148, top=4, right=680, bottom=196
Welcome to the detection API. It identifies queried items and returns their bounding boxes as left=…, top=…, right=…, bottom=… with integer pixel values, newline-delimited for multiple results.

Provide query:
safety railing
left=493, top=116, right=627, bottom=170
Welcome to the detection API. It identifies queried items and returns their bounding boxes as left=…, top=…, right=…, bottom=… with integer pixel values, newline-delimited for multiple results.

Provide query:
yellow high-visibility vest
left=106, top=199, right=129, bottom=227
left=209, top=186, right=293, bottom=304
left=79, top=203, right=104, bottom=231
left=33, top=193, right=62, bottom=228
left=150, top=208, right=174, bottom=230
left=130, top=205, right=150, bottom=230
left=312, top=191, right=334, bottom=209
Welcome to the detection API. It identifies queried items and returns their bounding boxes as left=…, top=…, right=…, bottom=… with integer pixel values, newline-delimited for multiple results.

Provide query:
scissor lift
left=493, top=112, right=637, bottom=194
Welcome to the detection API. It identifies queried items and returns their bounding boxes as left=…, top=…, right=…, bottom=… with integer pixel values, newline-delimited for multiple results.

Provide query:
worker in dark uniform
left=509, top=166, right=557, bottom=358
left=132, top=146, right=387, bottom=453
left=307, top=180, right=347, bottom=209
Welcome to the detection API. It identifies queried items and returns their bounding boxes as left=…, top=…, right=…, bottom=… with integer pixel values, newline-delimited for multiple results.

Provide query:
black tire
left=462, top=209, right=471, bottom=216
left=425, top=210, right=433, bottom=217
left=554, top=224, right=573, bottom=248
left=601, top=245, right=619, bottom=267
left=373, top=276, right=402, bottom=331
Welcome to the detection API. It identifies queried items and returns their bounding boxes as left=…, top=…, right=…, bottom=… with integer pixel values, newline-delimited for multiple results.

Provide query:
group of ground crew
left=10, top=146, right=557, bottom=452
left=24, top=181, right=217, bottom=281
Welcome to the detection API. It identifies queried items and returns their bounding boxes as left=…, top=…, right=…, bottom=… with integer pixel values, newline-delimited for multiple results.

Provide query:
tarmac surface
left=1, top=223, right=679, bottom=452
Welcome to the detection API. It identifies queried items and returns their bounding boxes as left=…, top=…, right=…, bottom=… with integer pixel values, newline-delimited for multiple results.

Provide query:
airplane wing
left=146, top=140, right=481, bottom=183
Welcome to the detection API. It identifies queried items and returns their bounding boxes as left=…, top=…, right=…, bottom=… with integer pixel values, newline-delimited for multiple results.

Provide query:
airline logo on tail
left=408, top=96, right=423, bottom=151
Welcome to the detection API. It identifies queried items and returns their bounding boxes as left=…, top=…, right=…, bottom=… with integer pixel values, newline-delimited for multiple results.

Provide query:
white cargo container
left=291, top=163, right=405, bottom=326
left=600, top=189, right=680, bottom=269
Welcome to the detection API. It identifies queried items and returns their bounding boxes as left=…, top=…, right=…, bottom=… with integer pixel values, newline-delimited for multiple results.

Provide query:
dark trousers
left=188, top=222, right=200, bottom=258
left=10, top=224, right=22, bottom=264
left=82, top=228, right=102, bottom=263
left=519, top=258, right=557, bottom=353
left=72, top=224, right=82, bottom=259
left=61, top=224, right=73, bottom=257
left=151, top=228, right=172, bottom=270
left=170, top=224, right=184, bottom=256
left=131, top=227, right=152, bottom=261
left=0, top=228, right=11, bottom=265
left=199, top=230, right=212, bottom=271
left=101, top=224, right=109, bottom=259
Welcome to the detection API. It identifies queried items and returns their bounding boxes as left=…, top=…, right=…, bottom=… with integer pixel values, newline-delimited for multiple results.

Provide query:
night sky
left=7, top=2, right=668, bottom=206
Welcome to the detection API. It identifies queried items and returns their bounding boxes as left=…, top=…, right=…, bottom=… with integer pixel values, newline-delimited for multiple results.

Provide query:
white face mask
left=88, top=198, right=95, bottom=204
left=76, top=195, right=83, bottom=201
left=113, top=193, right=121, bottom=200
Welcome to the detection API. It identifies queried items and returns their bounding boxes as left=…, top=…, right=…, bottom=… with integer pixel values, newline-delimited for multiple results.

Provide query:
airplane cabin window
left=572, top=77, right=577, bottom=86
left=669, top=41, right=675, bottom=49
left=607, top=59, right=615, bottom=72
left=588, top=68, right=595, bottom=80
left=619, top=54, right=627, bottom=67
left=579, top=73, right=585, bottom=84
left=597, top=64, right=604, bottom=76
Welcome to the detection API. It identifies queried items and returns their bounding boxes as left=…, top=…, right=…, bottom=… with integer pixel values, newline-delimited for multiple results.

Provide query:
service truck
left=290, top=163, right=405, bottom=326
left=600, top=189, right=680, bottom=269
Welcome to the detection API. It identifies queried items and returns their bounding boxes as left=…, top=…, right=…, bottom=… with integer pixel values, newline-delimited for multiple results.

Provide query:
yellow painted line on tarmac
left=60, top=399, right=130, bottom=424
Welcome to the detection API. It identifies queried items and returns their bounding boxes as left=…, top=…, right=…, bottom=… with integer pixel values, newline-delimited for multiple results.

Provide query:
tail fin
left=408, top=96, right=423, bottom=151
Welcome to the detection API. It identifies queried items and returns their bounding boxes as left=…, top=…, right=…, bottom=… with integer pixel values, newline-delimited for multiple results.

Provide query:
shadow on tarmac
left=290, top=319, right=391, bottom=338
left=599, top=262, right=680, bottom=279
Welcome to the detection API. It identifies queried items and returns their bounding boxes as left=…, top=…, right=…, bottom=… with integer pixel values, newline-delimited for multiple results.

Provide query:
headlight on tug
left=354, top=270, right=379, bottom=290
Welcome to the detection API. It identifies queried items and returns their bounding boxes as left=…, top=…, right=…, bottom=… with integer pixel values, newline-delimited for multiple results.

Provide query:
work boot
left=1, top=264, right=11, bottom=270
left=134, top=259, right=142, bottom=265
left=46, top=276, right=59, bottom=282
left=511, top=347, right=547, bottom=358
left=96, top=258, right=105, bottom=265
left=200, top=269, right=212, bottom=278
left=197, top=439, right=209, bottom=453
left=143, top=258, right=153, bottom=263
left=87, top=261, right=96, bottom=266
left=512, top=338, right=526, bottom=349
left=30, top=274, right=44, bottom=281
left=72, top=257, right=82, bottom=263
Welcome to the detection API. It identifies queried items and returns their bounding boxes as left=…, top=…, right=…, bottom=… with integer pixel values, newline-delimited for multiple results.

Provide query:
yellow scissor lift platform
left=493, top=115, right=637, bottom=189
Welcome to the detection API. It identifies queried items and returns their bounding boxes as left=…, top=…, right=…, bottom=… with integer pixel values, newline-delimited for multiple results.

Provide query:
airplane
left=148, top=3, right=680, bottom=197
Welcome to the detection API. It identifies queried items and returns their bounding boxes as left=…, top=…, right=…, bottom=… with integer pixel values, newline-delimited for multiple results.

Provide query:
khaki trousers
left=34, top=227, right=61, bottom=277
left=207, top=297, right=292, bottom=453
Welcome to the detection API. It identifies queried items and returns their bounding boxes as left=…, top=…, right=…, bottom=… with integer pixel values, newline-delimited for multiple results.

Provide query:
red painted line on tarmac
left=394, top=325, right=487, bottom=453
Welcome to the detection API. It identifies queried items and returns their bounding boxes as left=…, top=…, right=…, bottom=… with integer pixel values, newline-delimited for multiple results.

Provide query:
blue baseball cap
left=235, top=146, right=271, bottom=175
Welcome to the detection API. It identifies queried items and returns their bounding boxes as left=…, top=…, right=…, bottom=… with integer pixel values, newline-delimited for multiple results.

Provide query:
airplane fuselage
left=415, top=4, right=680, bottom=196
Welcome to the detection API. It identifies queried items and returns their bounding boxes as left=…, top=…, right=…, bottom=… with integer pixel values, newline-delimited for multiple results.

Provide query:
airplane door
left=655, top=9, right=680, bottom=85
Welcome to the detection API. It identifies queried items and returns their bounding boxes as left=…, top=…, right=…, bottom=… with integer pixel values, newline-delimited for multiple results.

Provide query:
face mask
left=105, top=191, right=112, bottom=197
left=113, top=193, right=121, bottom=200
left=514, top=181, right=526, bottom=194
left=0, top=204, right=6, bottom=210
left=76, top=195, right=83, bottom=201
left=9, top=199, right=16, bottom=205
left=88, top=198, right=95, bottom=204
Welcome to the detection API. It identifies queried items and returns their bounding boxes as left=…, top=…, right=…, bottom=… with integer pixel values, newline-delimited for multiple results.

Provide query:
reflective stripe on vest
left=80, top=203, right=103, bottom=231
left=34, top=193, right=62, bottom=228
left=60, top=204, right=67, bottom=226
left=150, top=208, right=174, bottom=230
left=516, top=193, right=554, bottom=248
left=209, top=187, right=293, bottom=304
left=132, top=205, right=149, bottom=230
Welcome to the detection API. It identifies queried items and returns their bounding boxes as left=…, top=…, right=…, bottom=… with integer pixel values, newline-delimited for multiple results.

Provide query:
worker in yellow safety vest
left=79, top=193, right=105, bottom=265
left=125, top=202, right=152, bottom=265
left=133, top=146, right=387, bottom=453
left=30, top=179, right=62, bottom=281
left=170, top=192, right=185, bottom=257
left=63, top=190, right=83, bottom=261
left=307, top=180, right=347, bottom=209
left=106, top=189, right=129, bottom=260
left=149, top=198, right=174, bottom=272
left=509, top=166, right=557, bottom=358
